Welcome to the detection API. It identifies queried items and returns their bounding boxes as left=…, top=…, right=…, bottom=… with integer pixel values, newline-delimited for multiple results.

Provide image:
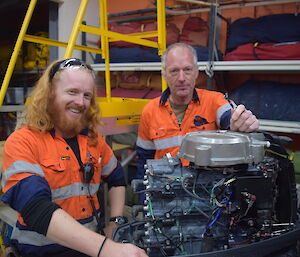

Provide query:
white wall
left=58, top=0, right=99, bottom=64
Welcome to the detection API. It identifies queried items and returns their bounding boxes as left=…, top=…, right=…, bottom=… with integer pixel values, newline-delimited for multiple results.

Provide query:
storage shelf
left=91, top=60, right=300, bottom=135
left=206, top=60, right=300, bottom=71
left=0, top=105, right=24, bottom=112
left=91, top=60, right=300, bottom=72
left=92, top=62, right=162, bottom=71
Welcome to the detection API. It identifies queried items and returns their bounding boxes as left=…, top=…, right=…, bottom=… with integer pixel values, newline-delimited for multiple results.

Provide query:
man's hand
left=102, top=240, right=148, bottom=257
left=230, top=104, right=259, bottom=132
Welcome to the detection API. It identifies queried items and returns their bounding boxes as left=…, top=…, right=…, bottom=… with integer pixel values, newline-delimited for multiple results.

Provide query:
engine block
left=114, top=131, right=299, bottom=257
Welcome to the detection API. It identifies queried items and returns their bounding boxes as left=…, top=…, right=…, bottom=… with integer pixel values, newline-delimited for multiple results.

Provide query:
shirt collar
left=49, top=128, right=89, bottom=138
left=159, top=87, right=199, bottom=105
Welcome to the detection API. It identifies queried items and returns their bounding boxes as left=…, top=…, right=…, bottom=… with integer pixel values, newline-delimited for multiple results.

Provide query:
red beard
left=48, top=101, right=89, bottom=138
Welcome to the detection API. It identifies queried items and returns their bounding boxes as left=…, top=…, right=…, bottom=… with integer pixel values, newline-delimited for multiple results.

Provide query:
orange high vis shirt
left=136, top=88, right=233, bottom=179
left=1, top=127, right=121, bottom=254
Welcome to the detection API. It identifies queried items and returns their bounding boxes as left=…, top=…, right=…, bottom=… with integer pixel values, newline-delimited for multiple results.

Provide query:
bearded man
left=1, top=58, right=147, bottom=257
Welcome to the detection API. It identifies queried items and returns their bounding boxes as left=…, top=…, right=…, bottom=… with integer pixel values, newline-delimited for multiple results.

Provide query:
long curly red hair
left=19, top=59, right=102, bottom=146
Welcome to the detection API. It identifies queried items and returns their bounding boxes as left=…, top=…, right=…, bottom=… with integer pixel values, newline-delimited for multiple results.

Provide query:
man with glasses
left=136, top=43, right=259, bottom=184
left=1, top=58, right=148, bottom=257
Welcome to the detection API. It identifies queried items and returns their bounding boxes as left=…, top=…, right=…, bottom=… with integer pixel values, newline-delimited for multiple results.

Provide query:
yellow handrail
left=0, top=0, right=166, bottom=113
left=0, top=0, right=38, bottom=107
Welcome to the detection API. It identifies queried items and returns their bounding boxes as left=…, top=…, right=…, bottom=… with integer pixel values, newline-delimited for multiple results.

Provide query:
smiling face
left=48, top=67, right=95, bottom=138
left=163, top=46, right=199, bottom=105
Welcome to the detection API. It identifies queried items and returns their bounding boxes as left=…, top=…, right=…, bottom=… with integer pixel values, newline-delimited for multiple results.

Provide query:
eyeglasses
left=49, top=58, right=93, bottom=81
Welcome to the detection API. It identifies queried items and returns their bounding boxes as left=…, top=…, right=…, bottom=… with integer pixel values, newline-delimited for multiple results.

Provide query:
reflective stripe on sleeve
left=102, top=155, right=117, bottom=176
left=216, top=103, right=233, bottom=128
left=1, top=160, right=45, bottom=188
left=136, top=137, right=155, bottom=150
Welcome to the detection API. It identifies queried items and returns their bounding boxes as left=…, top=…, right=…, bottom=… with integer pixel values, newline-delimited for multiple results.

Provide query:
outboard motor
left=114, top=131, right=300, bottom=257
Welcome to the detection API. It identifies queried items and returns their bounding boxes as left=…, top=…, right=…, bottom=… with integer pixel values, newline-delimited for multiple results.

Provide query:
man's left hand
left=230, top=104, right=259, bottom=132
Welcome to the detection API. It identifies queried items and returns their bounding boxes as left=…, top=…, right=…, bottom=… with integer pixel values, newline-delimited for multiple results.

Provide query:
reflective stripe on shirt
left=52, top=182, right=99, bottom=202
left=137, top=135, right=184, bottom=151
left=1, top=160, right=45, bottom=188
left=136, top=137, right=156, bottom=150
left=153, top=135, right=184, bottom=150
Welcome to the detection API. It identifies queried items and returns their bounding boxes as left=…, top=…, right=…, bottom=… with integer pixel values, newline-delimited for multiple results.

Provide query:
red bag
left=108, top=22, right=142, bottom=47
left=101, top=21, right=180, bottom=48
left=111, top=71, right=163, bottom=91
left=180, top=17, right=209, bottom=47
left=224, top=42, right=300, bottom=61
left=143, top=22, right=180, bottom=45
left=166, top=23, right=180, bottom=45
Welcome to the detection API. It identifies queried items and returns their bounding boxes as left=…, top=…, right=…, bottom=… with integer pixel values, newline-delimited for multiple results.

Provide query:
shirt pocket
left=149, top=127, right=175, bottom=150
left=40, top=158, right=69, bottom=187
left=149, top=127, right=167, bottom=141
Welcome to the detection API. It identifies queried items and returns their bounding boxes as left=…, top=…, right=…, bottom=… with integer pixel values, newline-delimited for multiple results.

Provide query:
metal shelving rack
left=92, top=60, right=300, bottom=72
left=90, top=0, right=300, bottom=135
left=0, top=0, right=168, bottom=135
left=1, top=0, right=300, bottom=135
left=0, top=0, right=167, bottom=118
left=91, top=60, right=300, bottom=134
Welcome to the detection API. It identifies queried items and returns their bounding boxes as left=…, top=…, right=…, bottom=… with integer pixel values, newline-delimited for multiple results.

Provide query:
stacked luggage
left=224, top=14, right=300, bottom=61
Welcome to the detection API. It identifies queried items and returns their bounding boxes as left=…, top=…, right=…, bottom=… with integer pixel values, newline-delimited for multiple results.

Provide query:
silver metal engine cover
left=177, top=130, right=270, bottom=167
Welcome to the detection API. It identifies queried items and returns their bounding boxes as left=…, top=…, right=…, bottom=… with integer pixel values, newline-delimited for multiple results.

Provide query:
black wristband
left=97, top=237, right=108, bottom=257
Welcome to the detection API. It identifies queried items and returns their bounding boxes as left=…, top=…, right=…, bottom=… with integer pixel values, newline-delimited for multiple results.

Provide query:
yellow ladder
left=0, top=0, right=167, bottom=117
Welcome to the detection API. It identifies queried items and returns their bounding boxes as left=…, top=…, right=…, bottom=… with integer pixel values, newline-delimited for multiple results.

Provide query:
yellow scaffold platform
left=0, top=0, right=167, bottom=127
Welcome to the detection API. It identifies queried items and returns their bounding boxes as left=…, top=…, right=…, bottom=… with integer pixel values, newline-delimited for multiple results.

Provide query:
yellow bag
left=24, top=32, right=49, bottom=70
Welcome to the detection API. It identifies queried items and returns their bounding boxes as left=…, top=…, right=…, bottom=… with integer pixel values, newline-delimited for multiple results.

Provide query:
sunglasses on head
left=49, top=58, right=93, bottom=81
